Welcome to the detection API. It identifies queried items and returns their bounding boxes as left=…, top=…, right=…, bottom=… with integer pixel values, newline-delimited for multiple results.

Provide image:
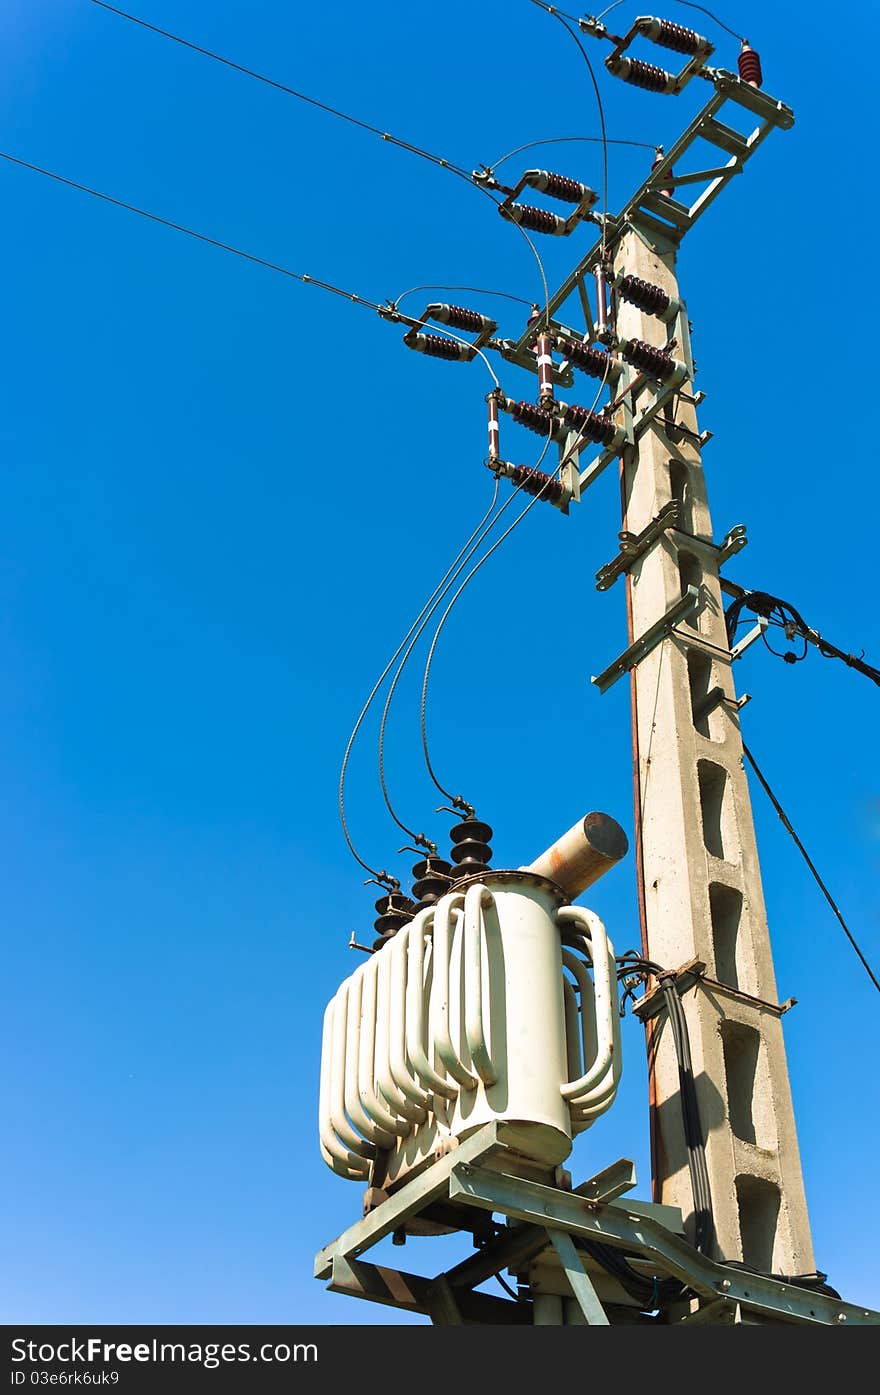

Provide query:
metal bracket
left=592, top=586, right=700, bottom=694
left=718, top=523, right=748, bottom=564
left=730, top=613, right=768, bottom=661
left=596, top=501, right=680, bottom=591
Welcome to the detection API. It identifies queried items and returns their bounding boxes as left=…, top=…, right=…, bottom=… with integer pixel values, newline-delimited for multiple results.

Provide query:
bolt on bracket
left=595, top=500, right=681, bottom=591
left=592, top=585, right=701, bottom=693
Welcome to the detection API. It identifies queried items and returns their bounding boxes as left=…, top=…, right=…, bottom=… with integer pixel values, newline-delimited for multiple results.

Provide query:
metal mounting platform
left=314, top=1123, right=880, bottom=1326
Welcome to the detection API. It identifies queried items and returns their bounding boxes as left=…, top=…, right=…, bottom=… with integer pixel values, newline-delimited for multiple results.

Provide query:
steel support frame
left=510, top=71, right=794, bottom=357
left=313, top=1123, right=880, bottom=1326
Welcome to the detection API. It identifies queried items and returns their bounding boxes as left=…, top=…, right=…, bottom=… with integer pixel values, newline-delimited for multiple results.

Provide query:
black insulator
left=556, top=337, right=612, bottom=380
left=617, top=274, right=671, bottom=318
left=411, top=855, right=453, bottom=906
left=738, top=43, right=763, bottom=87
left=372, top=891, right=416, bottom=946
left=562, top=403, right=617, bottom=446
left=508, top=465, right=565, bottom=506
left=404, top=330, right=472, bottom=361
left=501, top=202, right=566, bottom=235
left=621, top=337, right=676, bottom=380
left=449, top=818, right=493, bottom=880
left=525, top=169, right=591, bottom=204
left=510, top=399, right=561, bottom=439
left=608, top=55, right=673, bottom=92
left=451, top=840, right=493, bottom=867
left=428, top=302, right=493, bottom=333
left=642, top=17, right=705, bottom=56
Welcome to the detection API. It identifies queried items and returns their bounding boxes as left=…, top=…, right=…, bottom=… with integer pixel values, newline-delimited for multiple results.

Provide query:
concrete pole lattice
left=613, top=226, right=814, bottom=1273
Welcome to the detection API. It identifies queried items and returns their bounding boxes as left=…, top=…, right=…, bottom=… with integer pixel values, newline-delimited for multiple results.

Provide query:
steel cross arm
left=511, top=75, right=794, bottom=355
left=448, top=1165, right=880, bottom=1326
left=576, top=374, right=684, bottom=496
left=327, top=1255, right=528, bottom=1324
left=313, top=1121, right=508, bottom=1281
left=592, top=586, right=700, bottom=693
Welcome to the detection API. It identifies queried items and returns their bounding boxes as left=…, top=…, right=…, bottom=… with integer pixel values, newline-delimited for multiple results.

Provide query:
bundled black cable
left=724, top=584, right=880, bottom=686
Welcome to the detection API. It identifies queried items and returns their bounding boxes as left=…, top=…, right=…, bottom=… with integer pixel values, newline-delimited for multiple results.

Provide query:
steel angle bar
left=313, top=1121, right=507, bottom=1280
left=448, top=1165, right=880, bottom=1326
left=730, top=614, right=769, bottom=662
left=574, top=1157, right=637, bottom=1205
left=328, top=1256, right=527, bottom=1324
left=546, top=1228, right=609, bottom=1325
left=592, top=586, right=701, bottom=694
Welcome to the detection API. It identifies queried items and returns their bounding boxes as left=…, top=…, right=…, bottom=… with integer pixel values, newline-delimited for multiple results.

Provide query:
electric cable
left=420, top=452, right=559, bottom=806
left=393, top=284, right=535, bottom=310
left=594, top=0, right=746, bottom=43
left=527, top=1, right=610, bottom=261
left=741, top=742, right=880, bottom=996
left=0, top=150, right=505, bottom=391
left=338, top=479, right=511, bottom=882
left=377, top=462, right=557, bottom=843
left=487, top=134, right=655, bottom=170
left=86, top=1, right=476, bottom=181
left=419, top=355, right=613, bottom=806
left=86, top=0, right=553, bottom=310
left=724, top=586, right=880, bottom=687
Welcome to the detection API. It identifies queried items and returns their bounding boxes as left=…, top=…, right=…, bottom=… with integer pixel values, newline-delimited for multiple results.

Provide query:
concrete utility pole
left=315, top=31, right=880, bottom=1326
left=613, top=225, right=813, bottom=1273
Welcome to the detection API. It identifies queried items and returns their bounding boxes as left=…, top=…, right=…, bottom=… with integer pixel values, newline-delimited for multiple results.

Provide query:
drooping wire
left=742, top=742, right=880, bottom=996
left=0, top=150, right=507, bottom=391
left=488, top=133, right=654, bottom=170
left=724, top=586, right=880, bottom=687
left=86, top=0, right=553, bottom=311
left=85, top=0, right=476, bottom=182
left=526, top=1, right=610, bottom=261
left=594, top=0, right=746, bottom=44
left=378, top=434, right=562, bottom=837
left=0, top=151, right=389, bottom=305
left=338, top=479, right=511, bottom=881
left=376, top=474, right=503, bottom=845
left=393, top=284, right=535, bottom=310
left=420, top=451, right=558, bottom=805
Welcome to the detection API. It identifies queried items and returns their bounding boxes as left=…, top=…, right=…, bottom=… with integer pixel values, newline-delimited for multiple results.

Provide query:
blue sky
left=1, top=0, right=878, bottom=1323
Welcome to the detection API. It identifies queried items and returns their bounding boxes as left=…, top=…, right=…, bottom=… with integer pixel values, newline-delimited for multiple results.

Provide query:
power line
left=393, top=284, right=535, bottom=310
left=0, top=149, right=506, bottom=387
left=487, top=134, right=655, bottom=170
left=0, top=150, right=385, bottom=305
left=85, top=0, right=475, bottom=183
left=526, top=1, right=610, bottom=260
left=742, top=741, right=880, bottom=996
left=594, top=0, right=746, bottom=44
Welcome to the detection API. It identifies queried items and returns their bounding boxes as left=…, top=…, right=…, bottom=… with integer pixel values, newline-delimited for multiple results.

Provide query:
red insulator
left=525, top=169, right=592, bottom=204
left=556, top=337, right=612, bottom=380
left=622, top=337, right=676, bottom=380
left=617, top=274, right=671, bottom=317
left=404, top=331, right=473, bottom=361
left=508, top=465, right=565, bottom=506
left=510, top=399, right=560, bottom=438
left=428, top=302, right=493, bottom=333
left=607, top=55, right=673, bottom=92
left=501, top=202, right=566, bottom=235
left=738, top=42, right=763, bottom=87
left=641, top=17, right=706, bottom=56
left=562, top=403, right=617, bottom=447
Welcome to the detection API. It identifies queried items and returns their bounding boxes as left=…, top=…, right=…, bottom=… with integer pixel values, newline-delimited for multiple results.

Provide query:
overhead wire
left=741, top=742, right=880, bottom=996
left=420, top=355, right=613, bottom=806
left=85, top=0, right=476, bottom=182
left=338, top=478, right=511, bottom=882
left=526, top=1, right=610, bottom=261
left=488, top=133, right=654, bottom=170
left=85, top=0, right=553, bottom=310
left=594, top=0, right=746, bottom=44
left=393, top=284, right=535, bottom=310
